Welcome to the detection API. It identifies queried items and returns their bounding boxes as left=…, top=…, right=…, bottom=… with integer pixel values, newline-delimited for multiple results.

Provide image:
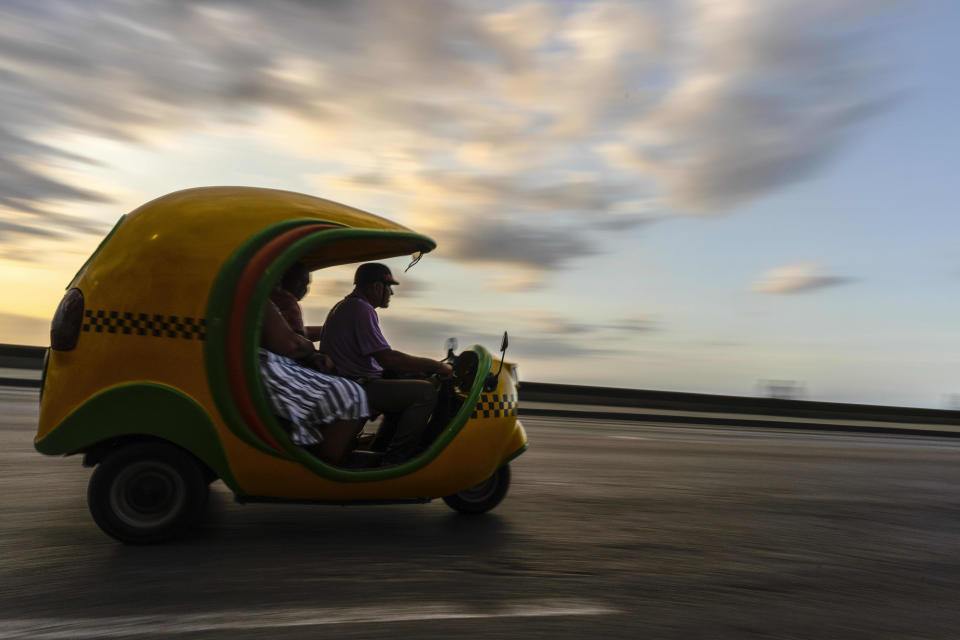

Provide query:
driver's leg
left=364, top=379, right=437, bottom=464
left=369, top=413, right=398, bottom=452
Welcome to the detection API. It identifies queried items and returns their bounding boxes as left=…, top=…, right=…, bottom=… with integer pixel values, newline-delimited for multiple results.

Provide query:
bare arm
left=261, top=302, right=316, bottom=360
left=305, top=325, right=323, bottom=341
left=372, top=349, right=453, bottom=378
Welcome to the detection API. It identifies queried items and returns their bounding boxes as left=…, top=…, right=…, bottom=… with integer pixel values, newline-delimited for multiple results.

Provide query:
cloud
left=0, top=217, right=62, bottom=241
left=0, top=1, right=354, bottom=223
left=301, top=300, right=651, bottom=366
left=324, top=169, right=636, bottom=222
left=0, top=127, right=112, bottom=220
left=319, top=169, right=642, bottom=284
left=438, top=220, right=595, bottom=271
left=603, top=0, right=895, bottom=211
left=604, top=315, right=659, bottom=333
left=752, top=263, right=853, bottom=294
left=379, top=313, right=612, bottom=361
left=302, top=268, right=430, bottom=303
left=521, top=311, right=659, bottom=334
left=508, top=334, right=615, bottom=360
left=524, top=312, right=593, bottom=335
left=0, top=0, right=901, bottom=266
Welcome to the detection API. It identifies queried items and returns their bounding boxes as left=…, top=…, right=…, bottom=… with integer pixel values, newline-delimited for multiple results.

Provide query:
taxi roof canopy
left=71, top=186, right=436, bottom=291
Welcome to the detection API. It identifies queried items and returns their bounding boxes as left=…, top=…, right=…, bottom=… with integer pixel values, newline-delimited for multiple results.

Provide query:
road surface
left=2, top=387, right=960, bottom=639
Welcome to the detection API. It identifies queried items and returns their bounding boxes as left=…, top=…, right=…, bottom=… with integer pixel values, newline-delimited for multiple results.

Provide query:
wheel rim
left=109, top=461, right=186, bottom=529
left=457, top=473, right=499, bottom=504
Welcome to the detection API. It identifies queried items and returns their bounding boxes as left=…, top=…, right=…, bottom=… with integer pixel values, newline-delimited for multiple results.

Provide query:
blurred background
left=1, top=0, right=958, bottom=406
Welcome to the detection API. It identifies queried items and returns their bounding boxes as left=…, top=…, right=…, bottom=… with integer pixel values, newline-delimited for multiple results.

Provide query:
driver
left=320, top=263, right=453, bottom=465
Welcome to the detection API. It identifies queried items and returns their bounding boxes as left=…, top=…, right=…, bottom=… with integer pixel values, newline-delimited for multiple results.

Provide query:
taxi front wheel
left=87, top=442, right=209, bottom=544
left=443, top=464, right=510, bottom=514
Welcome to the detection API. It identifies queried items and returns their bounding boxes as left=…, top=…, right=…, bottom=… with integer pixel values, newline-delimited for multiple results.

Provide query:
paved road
left=3, top=387, right=960, bottom=639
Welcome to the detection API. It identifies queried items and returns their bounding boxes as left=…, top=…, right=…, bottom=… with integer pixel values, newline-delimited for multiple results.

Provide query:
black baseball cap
left=354, top=263, right=400, bottom=287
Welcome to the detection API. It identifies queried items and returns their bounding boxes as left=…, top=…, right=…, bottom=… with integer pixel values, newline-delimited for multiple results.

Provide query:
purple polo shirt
left=320, top=295, right=390, bottom=378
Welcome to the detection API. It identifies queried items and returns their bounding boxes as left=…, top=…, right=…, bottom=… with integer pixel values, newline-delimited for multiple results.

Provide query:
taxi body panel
left=35, top=187, right=527, bottom=510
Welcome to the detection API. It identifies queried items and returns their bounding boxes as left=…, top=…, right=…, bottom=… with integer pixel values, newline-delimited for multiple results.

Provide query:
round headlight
left=50, top=288, right=84, bottom=351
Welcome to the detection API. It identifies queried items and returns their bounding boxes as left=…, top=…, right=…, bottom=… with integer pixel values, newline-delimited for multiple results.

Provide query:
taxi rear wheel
left=442, top=464, right=510, bottom=514
left=87, top=442, right=209, bottom=544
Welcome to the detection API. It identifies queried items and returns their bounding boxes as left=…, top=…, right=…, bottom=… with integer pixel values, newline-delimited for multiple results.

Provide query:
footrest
left=345, top=450, right=384, bottom=469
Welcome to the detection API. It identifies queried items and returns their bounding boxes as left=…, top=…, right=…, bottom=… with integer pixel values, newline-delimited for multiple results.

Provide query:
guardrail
left=520, top=382, right=960, bottom=426
left=0, top=343, right=45, bottom=388
left=0, top=343, right=45, bottom=369
left=4, top=343, right=959, bottom=428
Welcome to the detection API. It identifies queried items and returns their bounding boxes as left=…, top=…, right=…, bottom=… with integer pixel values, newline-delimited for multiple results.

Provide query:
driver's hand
left=434, top=362, right=454, bottom=380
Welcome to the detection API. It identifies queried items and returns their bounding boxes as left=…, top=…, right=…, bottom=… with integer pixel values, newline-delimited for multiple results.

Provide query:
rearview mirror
left=484, top=331, right=510, bottom=392
left=405, top=251, right=423, bottom=272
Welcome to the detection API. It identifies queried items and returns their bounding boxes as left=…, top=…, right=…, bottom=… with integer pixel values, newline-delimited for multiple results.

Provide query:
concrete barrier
left=3, top=344, right=959, bottom=429
left=0, top=344, right=45, bottom=370
left=0, top=344, right=45, bottom=388
left=520, top=382, right=960, bottom=426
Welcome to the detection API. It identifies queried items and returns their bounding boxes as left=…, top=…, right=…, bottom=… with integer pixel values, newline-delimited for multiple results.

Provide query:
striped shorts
left=258, top=349, right=370, bottom=445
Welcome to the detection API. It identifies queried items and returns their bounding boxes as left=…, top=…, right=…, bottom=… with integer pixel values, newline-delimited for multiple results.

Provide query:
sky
left=0, top=0, right=958, bottom=408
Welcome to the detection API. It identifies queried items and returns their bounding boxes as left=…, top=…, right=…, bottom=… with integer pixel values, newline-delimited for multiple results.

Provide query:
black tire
left=87, top=442, right=209, bottom=544
left=442, top=464, right=510, bottom=514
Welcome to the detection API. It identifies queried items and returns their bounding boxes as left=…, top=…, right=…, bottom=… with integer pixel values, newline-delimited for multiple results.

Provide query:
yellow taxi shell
left=37, top=186, right=527, bottom=500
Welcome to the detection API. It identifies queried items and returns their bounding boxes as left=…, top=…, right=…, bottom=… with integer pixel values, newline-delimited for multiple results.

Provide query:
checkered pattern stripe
left=82, top=310, right=206, bottom=340
left=471, top=393, right=518, bottom=419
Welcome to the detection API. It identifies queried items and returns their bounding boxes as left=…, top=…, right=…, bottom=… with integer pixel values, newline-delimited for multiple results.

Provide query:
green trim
left=204, top=221, right=438, bottom=460
left=204, top=219, right=328, bottom=457
left=69, top=215, right=126, bottom=289
left=502, top=442, right=529, bottom=465
left=240, top=228, right=477, bottom=482
left=243, top=229, right=438, bottom=456
left=264, top=341, right=489, bottom=482
left=34, top=382, right=240, bottom=491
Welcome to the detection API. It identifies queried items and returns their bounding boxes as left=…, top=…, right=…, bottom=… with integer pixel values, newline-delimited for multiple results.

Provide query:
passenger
left=259, top=282, right=368, bottom=467
left=320, top=263, right=453, bottom=465
left=270, top=262, right=323, bottom=340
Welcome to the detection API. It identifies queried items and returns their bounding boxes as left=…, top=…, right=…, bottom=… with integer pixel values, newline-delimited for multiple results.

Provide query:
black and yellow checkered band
left=471, top=393, right=518, bottom=419
left=82, top=310, right=206, bottom=340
